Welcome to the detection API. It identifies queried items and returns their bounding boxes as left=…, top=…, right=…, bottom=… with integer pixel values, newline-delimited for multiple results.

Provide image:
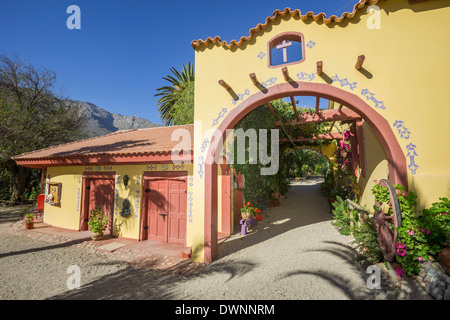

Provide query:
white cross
left=276, top=40, right=293, bottom=63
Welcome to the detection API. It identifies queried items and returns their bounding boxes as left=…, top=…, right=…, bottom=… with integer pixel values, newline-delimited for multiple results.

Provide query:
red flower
left=247, top=202, right=251, bottom=206
left=255, top=213, right=263, bottom=221
left=256, top=208, right=261, bottom=214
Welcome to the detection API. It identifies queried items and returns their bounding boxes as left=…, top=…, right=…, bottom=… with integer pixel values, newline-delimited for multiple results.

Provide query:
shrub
left=331, top=196, right=359, bottom=235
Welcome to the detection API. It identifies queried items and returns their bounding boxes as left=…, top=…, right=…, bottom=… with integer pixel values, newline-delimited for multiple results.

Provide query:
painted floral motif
left=231, top=89, right=250, bottom=106
left=198, top=155, right=204, bottom=178
left=306, top=40, right=316, bottom=49
left=146, top=164, right=157, bottom=171
left=332, top=74, right=358, bottom=90
left=257, top=51, right=266, bottom=59
left=172, top=164, right=184, bottom=170
left=188, top=191, right=194, bottom=223
left=188, top=176, right=193, bottom=187
left=360, top=88, right=386, bottom=110
left=297, top=72, right=315, bottom=82
left=393, top=120, right=411, bottom=139
left=212, top=107, right=228, bottom=126
left=201, top=138, right=209, bottom=153
left=135, top=190, right=140, bottom=218
left=260, top=76, right=277, bottom=87
left=406, top=143, right=419, bottom=175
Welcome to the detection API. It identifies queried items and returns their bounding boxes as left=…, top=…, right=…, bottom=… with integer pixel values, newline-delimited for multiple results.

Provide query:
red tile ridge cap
left=191, top=1, right=381, bottom=49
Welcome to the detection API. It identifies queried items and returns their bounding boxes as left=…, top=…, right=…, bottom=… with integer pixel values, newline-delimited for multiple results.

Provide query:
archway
left=203, top=81, right=407, bottom=263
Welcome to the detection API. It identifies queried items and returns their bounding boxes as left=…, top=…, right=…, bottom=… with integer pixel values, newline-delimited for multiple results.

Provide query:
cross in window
left=276, top=40, right=293, bottom=63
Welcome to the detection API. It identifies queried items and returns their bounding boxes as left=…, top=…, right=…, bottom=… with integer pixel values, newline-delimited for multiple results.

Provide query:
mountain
left=65, top=99, right=161, bottom=138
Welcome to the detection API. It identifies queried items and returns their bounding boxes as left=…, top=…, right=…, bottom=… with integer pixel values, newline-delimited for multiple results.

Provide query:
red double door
left=141, top=172, right=187, bottom=244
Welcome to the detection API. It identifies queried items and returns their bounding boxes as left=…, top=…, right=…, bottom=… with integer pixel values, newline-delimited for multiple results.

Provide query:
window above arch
left=267, top=32, right=305, bottom=68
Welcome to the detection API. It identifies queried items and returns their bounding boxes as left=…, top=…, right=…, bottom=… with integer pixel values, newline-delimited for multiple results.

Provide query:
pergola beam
left=277, top=108, right=361, bottom=126
left=279, top=131, right=343, bottom=142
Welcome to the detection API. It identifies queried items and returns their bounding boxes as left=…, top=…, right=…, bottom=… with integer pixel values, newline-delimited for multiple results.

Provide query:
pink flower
left=418, top=257, right=423, bottom=262
left=396, top=242, right=405, bottom=249
left=407, top=230, right=414, bottom=236
left=396, top=268, right=405, bottom=277
left=426, top=230, right=430, bottom=234
left=443, top=212, right=448, bottom=215
left=397, top=248, right=407, bottom=256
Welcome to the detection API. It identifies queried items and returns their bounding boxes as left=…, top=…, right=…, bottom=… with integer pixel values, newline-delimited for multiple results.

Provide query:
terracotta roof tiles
left=191, top=1, right=381, bottom=49
left=12, top=124, right=194, bottom=161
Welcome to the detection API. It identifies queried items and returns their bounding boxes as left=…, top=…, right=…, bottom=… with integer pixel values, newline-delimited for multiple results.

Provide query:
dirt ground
left=0, top=178, right=430, bottom=300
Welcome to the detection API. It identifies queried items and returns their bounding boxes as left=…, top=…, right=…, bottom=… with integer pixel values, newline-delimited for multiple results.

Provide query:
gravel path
left=0, top=178, right=404, bottom=300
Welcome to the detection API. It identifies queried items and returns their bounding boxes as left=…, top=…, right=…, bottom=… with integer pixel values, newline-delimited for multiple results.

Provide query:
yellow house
left=14, top=0, right=450, bottom=263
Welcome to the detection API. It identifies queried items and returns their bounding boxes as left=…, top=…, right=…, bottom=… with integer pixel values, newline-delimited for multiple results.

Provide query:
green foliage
left=331, top=196, right=359, bottom=235
left=87, top=206, right=109, bottom=234
left=352, top=219, right=383, bottom=263
left=23, top=213, right=35, bottom=224
left=371, top=183, right=450, bottom=276
left=155, top=62, right=194, bottom=125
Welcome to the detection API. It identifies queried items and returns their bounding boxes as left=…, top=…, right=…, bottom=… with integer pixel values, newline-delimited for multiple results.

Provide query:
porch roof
left=12, top=124, right=194, bottom=168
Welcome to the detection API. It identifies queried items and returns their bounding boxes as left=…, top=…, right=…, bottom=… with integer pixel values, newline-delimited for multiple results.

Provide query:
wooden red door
left=167, top=178, right=187, bottom=244
left=81, top=174, right=115, bottom=233
left=145, top=179, right=168, bottom=242
left=142, top=173, right=187, bottom=244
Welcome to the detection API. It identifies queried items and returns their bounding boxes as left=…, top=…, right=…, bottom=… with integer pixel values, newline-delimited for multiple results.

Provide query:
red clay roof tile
left=12, top=124, right=194, bottom=161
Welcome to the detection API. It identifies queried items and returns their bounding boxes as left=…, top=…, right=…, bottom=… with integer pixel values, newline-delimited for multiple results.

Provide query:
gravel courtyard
left=0, top=178, right=409, bottom=300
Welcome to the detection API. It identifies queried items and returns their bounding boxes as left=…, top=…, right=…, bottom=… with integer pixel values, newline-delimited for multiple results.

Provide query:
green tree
left=154, top=62, right=194, bottom=126
left=0, top=53, right=86, bottom=202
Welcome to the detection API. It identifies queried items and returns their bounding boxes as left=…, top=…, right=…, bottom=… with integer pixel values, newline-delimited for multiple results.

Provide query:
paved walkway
left=0, top=178, right=415, bottom=299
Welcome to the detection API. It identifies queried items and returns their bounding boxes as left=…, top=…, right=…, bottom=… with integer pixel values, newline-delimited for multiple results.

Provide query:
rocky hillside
left=65, top=99, right=160, bottom=138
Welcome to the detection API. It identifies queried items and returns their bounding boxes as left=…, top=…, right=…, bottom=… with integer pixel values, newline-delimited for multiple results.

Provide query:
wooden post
left=249, top=73, right=258, bottom=86
left=355, top=55, right=365, bottom=70
left=218, top=80, right=231, bottom=91
left=316, top=61, right=323, bottom=76
left=282, top=67, right=289, bottom=81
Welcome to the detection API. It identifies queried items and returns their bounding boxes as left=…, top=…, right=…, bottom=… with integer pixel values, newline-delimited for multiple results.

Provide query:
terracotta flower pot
left=439, top=242, right=450, bottom=276
left=91, top=232, right=103, bottom=241
left=24, top=222, right=34, bottom=229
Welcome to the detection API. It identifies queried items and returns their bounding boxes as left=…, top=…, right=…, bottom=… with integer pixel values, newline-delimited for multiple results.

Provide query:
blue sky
left=0, top=0, right=358, bottom=125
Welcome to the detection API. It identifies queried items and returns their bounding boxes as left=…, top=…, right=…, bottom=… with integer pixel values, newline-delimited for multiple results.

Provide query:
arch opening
left=203, top=81, right=407, bottom=263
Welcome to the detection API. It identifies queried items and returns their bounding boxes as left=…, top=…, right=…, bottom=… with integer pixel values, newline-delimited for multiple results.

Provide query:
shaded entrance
left=203, top=81, right=407, bottom=263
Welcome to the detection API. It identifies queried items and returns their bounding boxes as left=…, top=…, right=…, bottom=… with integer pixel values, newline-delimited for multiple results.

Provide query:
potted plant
left=23, top=213, right=35, bottom=229
left=240, top=202, right=262, bottom=235
left=87, top=206, right=109, bottom=241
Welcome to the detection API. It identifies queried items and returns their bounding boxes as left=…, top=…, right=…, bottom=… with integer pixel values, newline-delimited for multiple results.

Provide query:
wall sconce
left=122, top=175, right=130, bottom=187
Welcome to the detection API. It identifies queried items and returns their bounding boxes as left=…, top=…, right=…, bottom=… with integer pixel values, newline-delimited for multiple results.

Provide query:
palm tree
left=155, top=62, right=194, bottom=126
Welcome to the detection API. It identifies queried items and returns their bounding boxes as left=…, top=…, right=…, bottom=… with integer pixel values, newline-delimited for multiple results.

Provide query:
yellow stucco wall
left=190, top=1, right=450, bottom=261
left=44, top=164, right=194, bottom=241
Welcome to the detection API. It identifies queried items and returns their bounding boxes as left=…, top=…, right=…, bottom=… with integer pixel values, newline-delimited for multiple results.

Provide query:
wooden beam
left=328, top=120, right=336, bottom=133
left=316, top=61, right=323, bottom=76
left=218, top=80, right=231, bottom=91
left=290, top=96, right=298, bottom=117
left=315, top=97, right=320, bottom=113
left=338, top=103, right=343, bottom=112
left=276, top=108, right=361, bottom=126
left=279, top=131, right=343, bottom=142
left=249, top=73, right=258, bottom=86
left=265, top=102, right=276, bottom=115
left=282, top=67, right=289, bottom=81
left=355, top=55, right=365, bottom=70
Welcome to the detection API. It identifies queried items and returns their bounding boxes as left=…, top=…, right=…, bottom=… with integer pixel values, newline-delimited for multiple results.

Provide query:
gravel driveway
left=0, top=178, right=408, bottom=300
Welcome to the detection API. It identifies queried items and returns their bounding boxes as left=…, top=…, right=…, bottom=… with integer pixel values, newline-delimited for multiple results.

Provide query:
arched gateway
left=202, top=82, right=407, bottom=263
